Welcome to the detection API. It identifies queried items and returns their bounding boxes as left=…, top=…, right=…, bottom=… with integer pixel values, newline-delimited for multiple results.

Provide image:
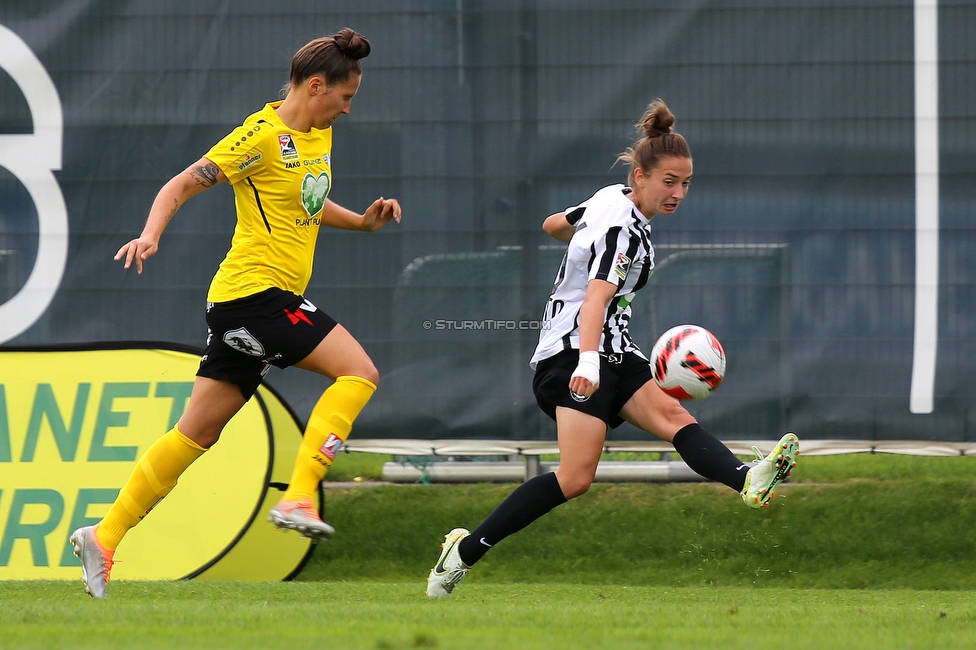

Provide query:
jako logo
left=0, top=24, right=68, bottom=343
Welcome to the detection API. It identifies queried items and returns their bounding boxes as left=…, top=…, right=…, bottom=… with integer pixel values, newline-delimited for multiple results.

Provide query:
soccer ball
left=650, top=324, right=726, bottom=400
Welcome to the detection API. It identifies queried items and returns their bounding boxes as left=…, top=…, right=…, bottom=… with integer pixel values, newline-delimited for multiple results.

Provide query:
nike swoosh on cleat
left=434, top=538, right=461, bottom=574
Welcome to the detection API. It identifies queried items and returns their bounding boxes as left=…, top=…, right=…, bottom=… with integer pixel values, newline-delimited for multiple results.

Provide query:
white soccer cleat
left=69, top=525, right=114, bottom=599
left=741, top=432, right=799, bottom=509
left=268, top=498, right=335, bottom=541
left=426, top=527, right=471, bottom=598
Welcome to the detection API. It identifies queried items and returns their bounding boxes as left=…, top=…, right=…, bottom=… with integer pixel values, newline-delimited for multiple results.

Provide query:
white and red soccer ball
left=650, top=324, right=726, bottom=400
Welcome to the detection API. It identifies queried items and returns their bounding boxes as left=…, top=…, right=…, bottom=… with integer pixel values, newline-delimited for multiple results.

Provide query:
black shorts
left=532, top=349, right=653, bottom=429
left=198, top=287, right=338, bottom=399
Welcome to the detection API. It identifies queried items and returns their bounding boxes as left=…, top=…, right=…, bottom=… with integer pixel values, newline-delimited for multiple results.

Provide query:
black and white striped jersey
left=530, top=184, right=655, bottom=369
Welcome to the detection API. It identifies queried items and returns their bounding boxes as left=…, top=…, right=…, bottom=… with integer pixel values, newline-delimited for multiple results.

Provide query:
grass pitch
left=4, top=453, right=976, bottom=649
left=2, top=581, right=974, bottom=649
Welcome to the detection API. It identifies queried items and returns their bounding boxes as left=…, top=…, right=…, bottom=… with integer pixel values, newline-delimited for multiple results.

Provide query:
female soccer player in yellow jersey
left=69, top=28, right=400, bottom=598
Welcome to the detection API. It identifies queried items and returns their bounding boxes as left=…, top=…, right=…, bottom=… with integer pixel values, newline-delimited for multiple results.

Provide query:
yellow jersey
left=204, top=102, right=333, bottom=302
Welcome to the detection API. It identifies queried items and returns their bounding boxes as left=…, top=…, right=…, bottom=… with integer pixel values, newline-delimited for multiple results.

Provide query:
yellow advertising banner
left=0, top=345, right=316, bottom=581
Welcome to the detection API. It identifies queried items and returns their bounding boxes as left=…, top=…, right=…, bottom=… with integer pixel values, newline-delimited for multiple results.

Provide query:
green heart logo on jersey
left=301, top=172, right=331, bottom=217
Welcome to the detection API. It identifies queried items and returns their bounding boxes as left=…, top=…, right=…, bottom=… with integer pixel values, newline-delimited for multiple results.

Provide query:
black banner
left=1, top=1, right=974, bottom=441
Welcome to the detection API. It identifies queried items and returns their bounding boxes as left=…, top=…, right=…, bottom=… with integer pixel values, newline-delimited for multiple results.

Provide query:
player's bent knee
left=563, top=481, right=591, bottom=500
left=555, top=472, right=593, bottom=500
left=179, top=424, right=222, bottom=449
left=357, top=361, right=379, bottom=386
left=332, top=360, right=379, bottom=385
left=567, top=482, right=591, bottom=499
left=652, top=400, right=695, bottom=435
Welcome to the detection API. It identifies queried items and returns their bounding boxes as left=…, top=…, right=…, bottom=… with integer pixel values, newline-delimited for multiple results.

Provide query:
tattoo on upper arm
left=190, top=162, right=220, bottom=187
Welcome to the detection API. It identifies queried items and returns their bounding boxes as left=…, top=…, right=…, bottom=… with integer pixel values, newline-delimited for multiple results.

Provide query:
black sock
left=672, top=423, right=750, bottom=492
left=457, top=472, right=567, bottom=566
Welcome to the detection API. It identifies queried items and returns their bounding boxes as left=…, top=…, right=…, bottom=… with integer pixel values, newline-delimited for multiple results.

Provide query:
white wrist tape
left=571, top=350, right=600, bottom=386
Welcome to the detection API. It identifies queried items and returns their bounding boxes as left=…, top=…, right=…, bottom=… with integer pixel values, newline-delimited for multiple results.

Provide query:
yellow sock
left=283, top=375, right=377, bottom=502
left=96, top=425, right=207, bottom=550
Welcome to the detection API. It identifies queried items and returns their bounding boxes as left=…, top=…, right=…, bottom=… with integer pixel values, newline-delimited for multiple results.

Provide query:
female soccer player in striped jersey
left=427, top=99, right=799, bottom=598
left=70, top=28, right=400, bottom=598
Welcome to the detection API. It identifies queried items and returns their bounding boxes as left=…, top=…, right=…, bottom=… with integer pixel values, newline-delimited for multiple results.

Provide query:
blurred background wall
left=1, top=0, right=973, bottom=441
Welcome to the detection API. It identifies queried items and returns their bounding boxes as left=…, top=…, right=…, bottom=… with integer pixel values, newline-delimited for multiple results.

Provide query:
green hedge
left=305, top=453, right=976, bottom=589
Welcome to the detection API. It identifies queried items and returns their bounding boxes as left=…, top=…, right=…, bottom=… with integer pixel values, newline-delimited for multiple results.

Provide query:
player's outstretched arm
left=320, top=197, right=402, bottom=232
left=115, top=157, right=227, bottom=273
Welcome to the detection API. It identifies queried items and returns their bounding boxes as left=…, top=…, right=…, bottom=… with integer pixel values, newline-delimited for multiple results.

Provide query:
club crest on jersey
left=319, top=433, right=343, bottom=461
left=222, top=327, right=265, bottom=357
left=301, top=171, right=331, bottom=217
left=278, top=134, right=299, bottom=161
left=612, top=252, right=632, bottom=281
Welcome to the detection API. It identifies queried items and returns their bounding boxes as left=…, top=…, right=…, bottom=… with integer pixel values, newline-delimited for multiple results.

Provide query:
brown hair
left=618, top=99, right=691, bottom=184
left=287, top=28, right=371, bottom=91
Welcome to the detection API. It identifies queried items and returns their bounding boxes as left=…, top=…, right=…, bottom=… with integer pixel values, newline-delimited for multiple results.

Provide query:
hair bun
left=333, top=27, right=371, bottom=60
left=638, top=99, right=676, bottom=138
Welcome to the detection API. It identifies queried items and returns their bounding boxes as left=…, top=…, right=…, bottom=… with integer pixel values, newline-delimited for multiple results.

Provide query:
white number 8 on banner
left=0, top=23, right=68, bottom=343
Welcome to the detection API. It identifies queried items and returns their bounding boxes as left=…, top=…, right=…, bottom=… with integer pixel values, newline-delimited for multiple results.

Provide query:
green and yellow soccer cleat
left=741, top=432, right=799, bottom=509
left=426, top=527, right=471, bottom=598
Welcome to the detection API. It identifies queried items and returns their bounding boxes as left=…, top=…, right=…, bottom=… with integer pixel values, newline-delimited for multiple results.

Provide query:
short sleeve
left=204, top=123, right=269, bottom=184
left=565, top=205, right=586, bottom=226
left=586, top=226, right=639, bottom=288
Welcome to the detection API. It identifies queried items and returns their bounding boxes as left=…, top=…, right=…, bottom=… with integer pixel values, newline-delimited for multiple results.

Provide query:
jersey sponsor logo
left=318, top=433, right=343, bottom=462
left=612, top=252, right=631, bottom=281
left=222, top=327, right=265, bottom=357
left=237, top=151, right=262, bottom=172
left=301, top=172, right=331, bottom=217
left=278, top=134, right=298, bottom=161
left=284, top=161, right=301, bottom=169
